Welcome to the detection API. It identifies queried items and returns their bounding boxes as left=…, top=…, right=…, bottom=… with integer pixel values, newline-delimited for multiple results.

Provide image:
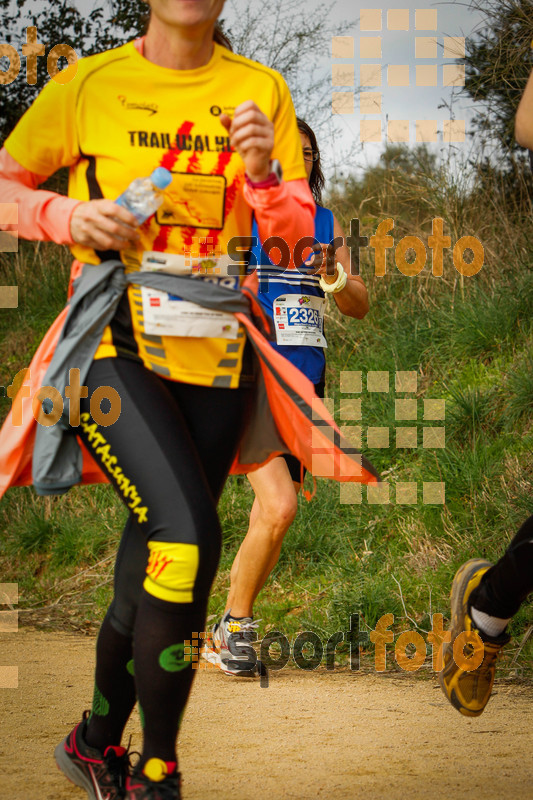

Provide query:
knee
left=260, top=493, right=298, bottom=537
left=107, top=600, right=136, bottom=638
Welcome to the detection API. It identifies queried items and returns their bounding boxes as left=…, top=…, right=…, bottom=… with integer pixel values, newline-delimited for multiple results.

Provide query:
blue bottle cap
left=150, top=167, right=172, bottom=189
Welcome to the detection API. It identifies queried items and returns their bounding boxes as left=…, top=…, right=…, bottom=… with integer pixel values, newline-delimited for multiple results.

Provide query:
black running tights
left=76, top=357, right=251, bottom=761
left=472, top=514, right=533, bottom=618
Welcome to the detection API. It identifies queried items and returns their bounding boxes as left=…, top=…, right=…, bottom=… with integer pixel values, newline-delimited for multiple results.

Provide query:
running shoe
left=54, top=710, right=129, bottom=799
left=126, top=759, right=181, bottom=799
left=202, top=611, right=260, bottom=676
left=438, top=559, right=510, bottom=717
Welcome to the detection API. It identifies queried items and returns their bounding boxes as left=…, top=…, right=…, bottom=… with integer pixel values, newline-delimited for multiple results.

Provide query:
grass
left=1, top=155, right=532, bottom=678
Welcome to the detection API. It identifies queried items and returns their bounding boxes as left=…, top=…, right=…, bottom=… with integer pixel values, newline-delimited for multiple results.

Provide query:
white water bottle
left=115, top=167, right=172, bottom=224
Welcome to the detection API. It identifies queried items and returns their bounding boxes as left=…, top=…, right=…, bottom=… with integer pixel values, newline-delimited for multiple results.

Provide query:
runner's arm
left=243, top=178, right=315, bottom=269
left=0, top=148, right=140, bottom=250
left=516, top=66, right=533, bottom=148
left=0, top=147, right=80, bottom=243
left=309, top=215, right=369, bottom=319
left=221, top=100, right=315, bottom=268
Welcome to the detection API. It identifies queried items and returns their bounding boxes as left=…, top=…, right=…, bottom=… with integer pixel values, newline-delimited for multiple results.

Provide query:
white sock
left=471, top=606, right=510, bottom=637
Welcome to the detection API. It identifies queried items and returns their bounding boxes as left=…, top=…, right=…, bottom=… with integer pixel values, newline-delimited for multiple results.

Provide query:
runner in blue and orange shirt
left=204, top=118, right=370, bottom=677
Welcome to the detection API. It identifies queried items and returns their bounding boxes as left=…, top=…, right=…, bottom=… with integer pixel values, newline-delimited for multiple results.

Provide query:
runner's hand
left=220, top=101, right=274, bottom=183
left=70, top=200, right=140, bottom=250
left=305, top=243, right=338, bottom=282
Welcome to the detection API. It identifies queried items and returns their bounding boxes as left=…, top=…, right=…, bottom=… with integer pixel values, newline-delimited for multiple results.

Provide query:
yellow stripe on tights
left=143, top=541, right=199, bottom=603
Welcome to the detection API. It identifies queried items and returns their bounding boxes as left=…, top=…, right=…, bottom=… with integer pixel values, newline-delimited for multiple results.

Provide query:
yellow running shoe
left=438, top=558, right=510, bottom=717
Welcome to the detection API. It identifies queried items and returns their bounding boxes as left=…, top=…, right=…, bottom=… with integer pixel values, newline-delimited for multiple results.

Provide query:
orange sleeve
left=243, top=177, right=315, bottom=268
left=0, top=148, right=80, bottom=245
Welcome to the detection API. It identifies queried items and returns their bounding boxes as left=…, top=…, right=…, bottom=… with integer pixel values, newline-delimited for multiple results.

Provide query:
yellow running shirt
left=5, top=41, right=307, bottom=387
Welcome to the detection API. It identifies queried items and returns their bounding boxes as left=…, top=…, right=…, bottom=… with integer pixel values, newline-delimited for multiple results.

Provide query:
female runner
left=206, top=118, right=369, bottom=676
left=0, top=1, right=315, bottom=797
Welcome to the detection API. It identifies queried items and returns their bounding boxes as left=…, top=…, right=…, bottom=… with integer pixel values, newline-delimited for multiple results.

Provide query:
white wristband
left=319, top=262, right=348, bottom=294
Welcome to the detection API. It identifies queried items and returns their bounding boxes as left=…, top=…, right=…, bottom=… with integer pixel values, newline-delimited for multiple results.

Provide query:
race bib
left=273, top=294, right=327, bottom=347
left=141, top=275, right=240, bottom=339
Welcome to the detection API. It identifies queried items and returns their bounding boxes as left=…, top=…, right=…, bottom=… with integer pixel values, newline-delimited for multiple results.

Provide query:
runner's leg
left=225, top=456, right=299, bottom=618
left=84, top=604, right=137, bottom=749
left=84, top=514, right=146, bottom=750
left=77, top=357, right=250, bottom=768
left=223, top=377, right=324, bottom=619
left=470, top=514, right=533, bottom=620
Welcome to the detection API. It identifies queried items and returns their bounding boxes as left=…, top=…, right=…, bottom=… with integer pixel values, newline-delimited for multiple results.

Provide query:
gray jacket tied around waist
left=32, top=261, right=258, bottom=495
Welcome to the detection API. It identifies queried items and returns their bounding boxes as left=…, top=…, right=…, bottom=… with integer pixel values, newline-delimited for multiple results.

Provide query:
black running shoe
left=126, top=759, right=181, bottom=799
left=55, top=710, right=129, bottom=799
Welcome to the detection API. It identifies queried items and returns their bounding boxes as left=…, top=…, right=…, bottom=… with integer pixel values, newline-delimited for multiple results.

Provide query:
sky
left=224, top=0, right=487, bottom=179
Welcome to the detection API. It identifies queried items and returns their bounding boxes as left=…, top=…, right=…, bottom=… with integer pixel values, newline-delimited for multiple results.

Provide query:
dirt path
left=1, top=628, right=532, bottom=800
